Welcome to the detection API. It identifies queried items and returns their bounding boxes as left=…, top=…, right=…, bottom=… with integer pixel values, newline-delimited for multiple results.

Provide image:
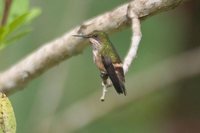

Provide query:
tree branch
left=0, top=0, right=182, bottom=95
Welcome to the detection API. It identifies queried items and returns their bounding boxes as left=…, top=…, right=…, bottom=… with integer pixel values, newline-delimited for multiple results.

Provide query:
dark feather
left=115, top=66, right=125, bottom=82
left=101, top=56, right=126, bottom=95
left=115, top=66, right=126, bottom=95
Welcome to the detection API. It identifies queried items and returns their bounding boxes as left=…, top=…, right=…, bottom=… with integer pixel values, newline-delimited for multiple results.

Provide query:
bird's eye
left=93, top=34, right=98, bottom=38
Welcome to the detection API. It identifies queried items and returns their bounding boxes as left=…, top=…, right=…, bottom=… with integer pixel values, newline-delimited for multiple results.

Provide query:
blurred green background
left=1, top=0, right=200, bottom=133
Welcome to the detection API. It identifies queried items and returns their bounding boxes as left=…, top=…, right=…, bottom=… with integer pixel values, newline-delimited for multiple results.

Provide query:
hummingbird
left=73, top=31, right=126, bottom=95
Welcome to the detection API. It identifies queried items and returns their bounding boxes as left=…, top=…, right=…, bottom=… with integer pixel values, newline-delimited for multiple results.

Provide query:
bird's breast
left=92, top=50, right=105, bottom=72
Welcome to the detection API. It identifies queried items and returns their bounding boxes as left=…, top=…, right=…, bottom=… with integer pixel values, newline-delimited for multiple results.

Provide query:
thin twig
left=123, top=3, right=142, bottom=73
left=0, top=0, right=12, bottom=27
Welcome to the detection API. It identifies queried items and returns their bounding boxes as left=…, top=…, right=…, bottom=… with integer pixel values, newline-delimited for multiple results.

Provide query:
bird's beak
left=72, top=34, right=90, bottom=38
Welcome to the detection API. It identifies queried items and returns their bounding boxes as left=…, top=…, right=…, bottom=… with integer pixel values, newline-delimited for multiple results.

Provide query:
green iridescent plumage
left=98, top=32, right=121, bottom=63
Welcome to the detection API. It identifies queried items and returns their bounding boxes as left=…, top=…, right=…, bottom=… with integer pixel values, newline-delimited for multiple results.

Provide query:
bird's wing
left=101, top=55, right=126, bottom=95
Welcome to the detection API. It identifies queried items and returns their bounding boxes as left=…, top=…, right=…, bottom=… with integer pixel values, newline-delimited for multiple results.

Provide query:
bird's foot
left=100, top=82, right=108, bottom=102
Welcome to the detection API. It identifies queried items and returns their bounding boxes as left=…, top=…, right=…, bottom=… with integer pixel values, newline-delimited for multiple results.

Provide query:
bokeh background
left=0, top=0, right=200, bottom=133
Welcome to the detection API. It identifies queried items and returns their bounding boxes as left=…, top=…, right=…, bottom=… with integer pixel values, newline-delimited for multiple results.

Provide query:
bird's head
left=73, top=31, right=108, bottom=50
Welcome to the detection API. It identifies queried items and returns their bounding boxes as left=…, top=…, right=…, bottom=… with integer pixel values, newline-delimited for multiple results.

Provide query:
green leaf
left=0, top=0, right=41, bottom=50
left=0, top=26, right=11, bottom=49
left=25, top=8, right=41, bottom=23
left=8, top=0, right=29, bottom=24
left=0, top=26, right=8, bottom=42
left=6, top=29, right=31, bottom=44
left=0, top=8, right=41, bottom=50
left=7, top=12, right=31, bottom=36
left=7, top=8, right=41, bottom=36
left=0, top=29, right=31, bottom=50
left=0, top=13, right=29, bottom=49
left=0, top=92, right=16, bottom=133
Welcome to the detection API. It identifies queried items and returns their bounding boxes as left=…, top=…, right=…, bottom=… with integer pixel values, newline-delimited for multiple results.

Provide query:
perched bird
left=73, top=31, right=126, bottom=95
